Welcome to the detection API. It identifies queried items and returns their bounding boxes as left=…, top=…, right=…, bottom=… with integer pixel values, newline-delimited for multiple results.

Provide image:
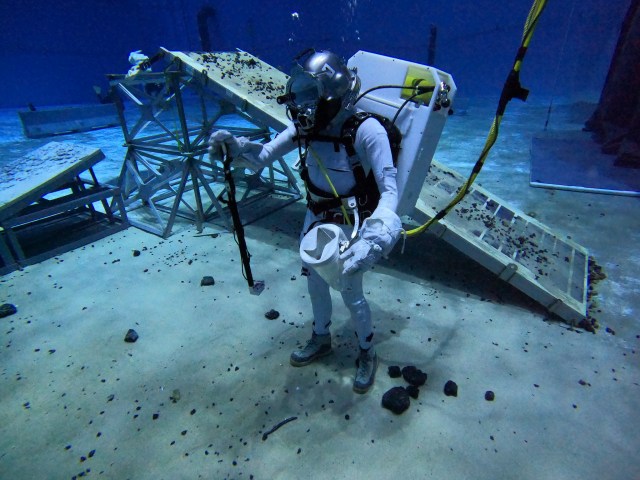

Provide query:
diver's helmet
left=279, top=50, right=361, bottom=132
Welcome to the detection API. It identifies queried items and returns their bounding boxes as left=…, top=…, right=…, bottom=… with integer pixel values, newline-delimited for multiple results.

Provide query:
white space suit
left=209, top=50, right=401, bottom=393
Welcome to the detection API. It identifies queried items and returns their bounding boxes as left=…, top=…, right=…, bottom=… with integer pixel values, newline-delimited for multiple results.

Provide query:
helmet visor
left=286, top=70, right=323, bottom=109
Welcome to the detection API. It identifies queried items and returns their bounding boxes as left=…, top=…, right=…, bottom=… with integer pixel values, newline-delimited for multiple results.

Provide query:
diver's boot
left=290, top=333, right=332, bottom=367
left=353, top=347, right=378, bottom=394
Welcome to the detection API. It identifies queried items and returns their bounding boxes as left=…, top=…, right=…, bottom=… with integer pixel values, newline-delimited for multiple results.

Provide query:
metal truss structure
left=107, top=50, right=301, bottom=238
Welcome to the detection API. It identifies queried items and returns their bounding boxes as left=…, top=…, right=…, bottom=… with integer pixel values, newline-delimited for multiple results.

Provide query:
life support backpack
left=297, top=112, right=402, bottom=219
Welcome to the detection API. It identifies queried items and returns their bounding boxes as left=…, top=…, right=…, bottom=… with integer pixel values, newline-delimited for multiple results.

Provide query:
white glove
left=208, top=130, right=264, bottom=171
left=126, top=50, right=150, bottom=78
left=340, top=238, right=383, bottom=276
left=339, top=206, right=402, bottom=275
left=128, top=50, right=149, bottom=65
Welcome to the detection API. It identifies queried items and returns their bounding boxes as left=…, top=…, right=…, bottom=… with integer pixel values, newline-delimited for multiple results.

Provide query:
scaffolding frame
left=108, top=56, right=301, bottom=238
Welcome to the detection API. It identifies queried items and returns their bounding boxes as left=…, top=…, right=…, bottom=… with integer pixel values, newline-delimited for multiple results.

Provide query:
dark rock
left=132, top=250, right=141, bottom=257
left=381, top=386, right=410, bottom=414
left=402, top=365, right=428, bottom=386
left=405, top=385, right=420, bottom=399
left=577, top=318, right=596, bottom=333
left=388, top=365, right=402, bottom=378
left=124, top=329, right=139, bottom=343
left=200, top=276, right=215, bottom=286
left=0, top=303, right=17, bottom=318
left=264, top=309, right=280, bottom=320
left=444, top=380, right=458, bottom=397
left=485, top=390, right=495, bottom=401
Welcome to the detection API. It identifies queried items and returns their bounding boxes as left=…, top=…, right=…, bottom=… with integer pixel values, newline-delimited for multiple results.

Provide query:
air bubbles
left=290, top=12, right=301, bottom=45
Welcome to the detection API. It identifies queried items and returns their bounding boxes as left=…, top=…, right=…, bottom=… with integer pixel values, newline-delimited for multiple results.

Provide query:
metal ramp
left=162, top=49, right=290, bottom=132
left=411, top=162, right=588, bottom=323
left=148, top=49, right=588, bottom=323
left=0, top=142, right=128, bottom=274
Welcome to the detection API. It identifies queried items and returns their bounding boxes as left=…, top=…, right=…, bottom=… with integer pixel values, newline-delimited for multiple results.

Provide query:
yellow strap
left=404, top=0, right=547, bottom=238
left=307, top=145, right=353, bottom=226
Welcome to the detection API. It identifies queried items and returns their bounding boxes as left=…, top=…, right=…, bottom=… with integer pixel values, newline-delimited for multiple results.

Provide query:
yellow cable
left=403, top=0, right=547, bottom=238
left=307, top=145, right=353, bottom=226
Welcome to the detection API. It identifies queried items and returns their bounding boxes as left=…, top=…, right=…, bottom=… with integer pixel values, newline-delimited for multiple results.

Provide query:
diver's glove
left=208, top=129, right=265, bottom=171
left=340, top=238, right=383, bottom=276
left=126, top=50, right=150, bottom=78
left=339, top=206, right=403, bottom=275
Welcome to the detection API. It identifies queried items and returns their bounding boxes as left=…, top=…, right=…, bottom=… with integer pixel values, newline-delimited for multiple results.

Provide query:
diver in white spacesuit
left=208, top=50, right=402, bottom=393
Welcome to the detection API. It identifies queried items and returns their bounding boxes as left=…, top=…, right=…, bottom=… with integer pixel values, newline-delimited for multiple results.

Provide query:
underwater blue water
left=0, top=0, right=630, bottom=108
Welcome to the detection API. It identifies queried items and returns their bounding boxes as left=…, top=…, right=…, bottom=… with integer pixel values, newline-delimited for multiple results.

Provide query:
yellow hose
left=307, top=145, right=353, bottom=226
left=403, top=0, right=548, bottom=238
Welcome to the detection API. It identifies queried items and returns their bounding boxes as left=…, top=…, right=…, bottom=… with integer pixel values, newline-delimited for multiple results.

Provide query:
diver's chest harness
left=294, top=112, right=401, bottom=222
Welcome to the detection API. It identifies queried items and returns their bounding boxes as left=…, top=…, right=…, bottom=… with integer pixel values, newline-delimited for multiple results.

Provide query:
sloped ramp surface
left=162, top=48, right=290, bottom=130
left=413, top=161, right=588, bottom=323
left=0, top=142, right=127, bottom=273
